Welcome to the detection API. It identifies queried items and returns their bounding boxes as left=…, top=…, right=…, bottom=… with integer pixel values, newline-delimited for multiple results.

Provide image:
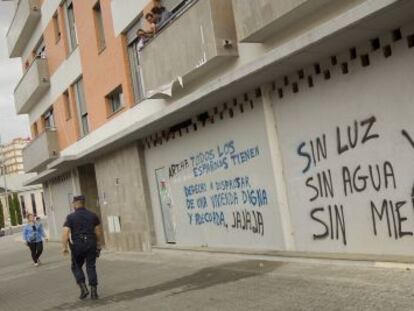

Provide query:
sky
left=0, top=3, right=29, bottom=145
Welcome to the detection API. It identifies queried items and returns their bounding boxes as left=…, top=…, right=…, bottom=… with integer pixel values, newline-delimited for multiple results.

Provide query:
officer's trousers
left=70, top=239, right=98, bottom=286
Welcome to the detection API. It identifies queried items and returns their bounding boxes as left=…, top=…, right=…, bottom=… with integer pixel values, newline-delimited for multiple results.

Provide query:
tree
left=13, top=193, right=22, bottom=225
left=0, top=200, right=4, bottom=229
left=8, top=194, right=16, bottom=226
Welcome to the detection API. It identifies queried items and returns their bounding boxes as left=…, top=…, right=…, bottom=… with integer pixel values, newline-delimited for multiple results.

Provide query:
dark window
left=64, top=0, right=78, bottom=52
left=63, top=90, right=71, bottom=120
left=371, top=38, right=380, bottom=51
left=106, top=86, right=124, bottom=115
left=33, top=123, right=39, bottom=137
left=383, top=45, right=392, bottom=58
left=31, top=193, right=37, bottom=216
left=53, top=12, right=61, bottom=43
left=43, top=108, right=55, bottom=129
left=41, top=192, right=46, bottom=216
left=407, top=34, right=414, bottom=48
left=73, top=78, right=89, bottom=136
left=34, top=37, right=46, bottom=59
left=392, top=28, right=402, bottom=42
left=349, top=47, right=357, bottom=60
left=20, top=195, right=27, bottom=218
left=93, top=1, right=106, bottom=52
left=127, top=38, right=145, bottom=104
left=361, top=54, right=370, bottom=67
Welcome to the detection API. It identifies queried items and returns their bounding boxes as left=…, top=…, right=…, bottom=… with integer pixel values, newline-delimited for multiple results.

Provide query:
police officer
left=62, top=195, right=103, bottom=300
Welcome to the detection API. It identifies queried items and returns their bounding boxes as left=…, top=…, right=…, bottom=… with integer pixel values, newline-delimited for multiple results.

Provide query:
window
left=93, top=1, right=106, bottom=52
left=31, top=193, right=37, bottom=216
left=20, top=195, right=27, bottom=218
left=64, top=0, right=78, bottom=52
left=53, top=12, right=61, bottom=43
left=41, top=192, right=46, bottom=216
left=32, top=123, right=39, bottom=137
left=43, top=108, right=55, bottom=129
left=73, top=78, right=89, bottom=137
left=106, top=86, right=124, bottom=115
left=63, top=90, right=71, bottom=120
left=127, top=19, right=145, bottom=104
left=34, top=37, right=46, bottom=59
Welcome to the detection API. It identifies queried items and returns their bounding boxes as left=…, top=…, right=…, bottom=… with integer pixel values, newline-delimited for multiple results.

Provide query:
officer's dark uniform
left=64, top=202, right=100, bottom=288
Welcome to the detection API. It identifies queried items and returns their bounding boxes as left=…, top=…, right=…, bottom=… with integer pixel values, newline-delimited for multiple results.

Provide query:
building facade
left=7, top=0, right=414, bottom=260
left=0, top=137, right=30, bottom=175
left=0, top=173, right=46, bottom=227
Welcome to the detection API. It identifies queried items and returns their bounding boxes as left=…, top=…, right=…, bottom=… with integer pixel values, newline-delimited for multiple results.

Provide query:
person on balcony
left=145, top=12, right=157, bottom=36
left=151, top=5, right=172, bottom=30
left=136, top=28, right=150, bottom=51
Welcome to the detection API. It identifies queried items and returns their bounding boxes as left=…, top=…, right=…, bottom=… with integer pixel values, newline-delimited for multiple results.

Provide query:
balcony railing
left=232, top=0, right=331, bottom=42
left=139, top=0, right=238, bottom=98
left=23, top=128, right=59, bottom=173
left=7, top=0, right=41, bottom=58
left=14, top=58, right=50, bottom=115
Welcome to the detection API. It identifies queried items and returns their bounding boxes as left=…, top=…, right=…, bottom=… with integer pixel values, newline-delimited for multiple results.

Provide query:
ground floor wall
left=144, top=94, right=286, bottom=250
left=94, top=143, right=154, bottom=252
left=272, top=23, right=414, bottom=256
left=141, top=21, right=414, bottom=258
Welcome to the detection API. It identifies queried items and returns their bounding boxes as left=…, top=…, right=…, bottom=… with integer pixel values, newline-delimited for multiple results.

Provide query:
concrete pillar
left=261, top=84, right=296, bottom=251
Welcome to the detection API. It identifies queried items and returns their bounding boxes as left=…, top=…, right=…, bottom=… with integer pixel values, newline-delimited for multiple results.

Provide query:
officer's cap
left=72, top=195, right=86, bottom=202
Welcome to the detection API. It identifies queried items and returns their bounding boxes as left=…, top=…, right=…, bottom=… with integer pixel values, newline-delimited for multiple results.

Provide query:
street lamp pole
left=0, top=135, right=10, bottom=226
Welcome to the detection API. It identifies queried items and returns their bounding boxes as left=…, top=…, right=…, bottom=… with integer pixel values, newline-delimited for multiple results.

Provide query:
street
left=0, top=234, right=414, bottom=311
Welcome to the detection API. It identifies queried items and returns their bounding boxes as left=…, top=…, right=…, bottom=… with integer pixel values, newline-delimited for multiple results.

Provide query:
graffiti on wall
left=169, top=139, right=269, bottom=236
left=296, top=115, right=413, bottom=246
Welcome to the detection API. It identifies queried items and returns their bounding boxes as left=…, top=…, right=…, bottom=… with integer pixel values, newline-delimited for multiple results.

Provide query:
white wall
left=273, top=36, right=414, bottom=256
left=110, top=0, right=148, bottom=36
left=145, top=98, right=285, bottom=250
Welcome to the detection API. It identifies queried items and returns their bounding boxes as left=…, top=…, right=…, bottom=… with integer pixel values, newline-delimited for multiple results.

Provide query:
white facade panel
left=273, top=38, right=414, bottom=256
left=110, top=0, right=148, bottom=36
left=145, top=99, right=285, bottom=250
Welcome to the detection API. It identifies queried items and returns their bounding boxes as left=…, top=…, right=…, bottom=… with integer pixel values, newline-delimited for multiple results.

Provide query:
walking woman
left=23, top=214, right=47, bottom=266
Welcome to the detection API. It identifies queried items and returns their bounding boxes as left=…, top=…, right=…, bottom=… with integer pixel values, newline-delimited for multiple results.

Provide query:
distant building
left=0, top=174, right=45, bottom=228
left=0, top=137, right=30, bottom=175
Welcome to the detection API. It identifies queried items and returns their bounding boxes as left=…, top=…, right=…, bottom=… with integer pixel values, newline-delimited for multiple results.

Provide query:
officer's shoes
left=90, top=286, right=99, bottom=300
left=78, top=283, right=89, bottom=300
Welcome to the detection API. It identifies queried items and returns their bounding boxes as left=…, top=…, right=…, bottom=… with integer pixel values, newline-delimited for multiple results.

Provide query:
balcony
left=14, top=58, right=50, bottom=115
left=140, top=0, right=238, bottom=98
left=23, top=129, right=59, bottom=173
left=7, top=0, right=41, bottom=58
left=232, top=0, right=332, bottom=42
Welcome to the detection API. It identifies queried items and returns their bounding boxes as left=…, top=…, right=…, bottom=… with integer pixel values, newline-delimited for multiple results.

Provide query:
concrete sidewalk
left=1, top=235, right=414, bottom=311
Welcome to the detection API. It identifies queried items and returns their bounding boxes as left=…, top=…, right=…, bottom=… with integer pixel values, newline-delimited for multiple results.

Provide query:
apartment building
left=7, top=0, right=414, bottom=260
left=0, top=137, right=30, bottom=175
left=0, top=137, right=45, bottom=226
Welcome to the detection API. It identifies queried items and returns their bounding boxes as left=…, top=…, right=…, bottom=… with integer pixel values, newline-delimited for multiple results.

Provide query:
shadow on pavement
left=47, top=260, right=283, bottom=310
